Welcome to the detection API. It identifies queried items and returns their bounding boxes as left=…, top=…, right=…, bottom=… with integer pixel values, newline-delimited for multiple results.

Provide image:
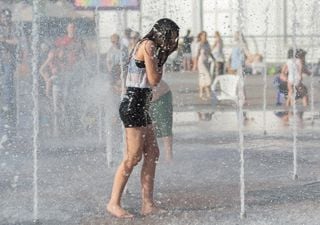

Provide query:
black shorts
left=295, top=82, right=308, bottom=100
left=119, top=87, right=153, bottom=128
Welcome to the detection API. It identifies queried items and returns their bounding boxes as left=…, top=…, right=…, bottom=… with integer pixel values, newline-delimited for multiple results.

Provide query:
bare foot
left=106, top=203, right=134, bottom=219
left=200, top=96, right=208, bottom=101
left=141, top=203, right=167, bottom=216
left=165, top=152, right=173, bottom=163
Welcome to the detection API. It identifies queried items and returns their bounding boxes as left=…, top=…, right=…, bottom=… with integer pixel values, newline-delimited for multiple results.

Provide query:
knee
left=144, top=147, right=160, bottom=162
left=124, top=154, right=142, bottom=169
left=153, top=147, right=160, bottom=159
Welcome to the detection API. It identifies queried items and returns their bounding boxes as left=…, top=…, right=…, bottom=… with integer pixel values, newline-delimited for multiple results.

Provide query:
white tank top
left=287, top=58, right=302, bottom=85
left=125, top=42, right=151, bottom=88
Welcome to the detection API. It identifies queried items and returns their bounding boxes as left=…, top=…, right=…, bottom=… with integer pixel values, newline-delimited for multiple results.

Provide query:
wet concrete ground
left=2, top=110, right=320, bottom=225
left=1, top=72, right=320, bottom=224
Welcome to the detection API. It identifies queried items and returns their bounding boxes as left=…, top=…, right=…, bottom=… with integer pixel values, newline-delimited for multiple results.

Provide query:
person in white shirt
left=281, top=48, right=308, bottom=107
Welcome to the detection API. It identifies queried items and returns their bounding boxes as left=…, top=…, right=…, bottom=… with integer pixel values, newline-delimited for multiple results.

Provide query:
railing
left=99, top=34, right=320, bottom=64
left=208, top=35, right=320, bottom=63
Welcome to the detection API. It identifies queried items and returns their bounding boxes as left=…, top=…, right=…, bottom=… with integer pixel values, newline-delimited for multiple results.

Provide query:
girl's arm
left=280, top=64, right=288, bottom=79
left=143, top=40, right=163, bottom=86
left=151, top=80, right=170, bottom=102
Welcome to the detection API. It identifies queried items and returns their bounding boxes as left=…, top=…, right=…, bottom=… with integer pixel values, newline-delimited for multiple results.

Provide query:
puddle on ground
left=174, top=111, right=320, bottom=132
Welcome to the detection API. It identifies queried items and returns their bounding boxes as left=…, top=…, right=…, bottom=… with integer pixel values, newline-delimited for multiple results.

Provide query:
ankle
left=142, top=200, right=155, bottom=207
left=107, top=201, right=120, bottom=208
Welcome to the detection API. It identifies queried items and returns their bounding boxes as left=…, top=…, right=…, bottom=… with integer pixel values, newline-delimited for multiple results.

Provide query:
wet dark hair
left=296, top=48, right=307, bottom=58
left=142, top=18, right=179, bottom=66
left=125, top=28, right=132, bottom=37
left=143, top=18, right=180, bottom=50
left=288, top=48, right=307, bottom=59
left=287, top=48, right=294, bottom=59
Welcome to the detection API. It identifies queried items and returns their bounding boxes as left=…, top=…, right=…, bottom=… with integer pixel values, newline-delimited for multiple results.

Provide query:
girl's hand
left=143, top=40, right=163, bottom=86
left=157, top=49, right=169, bottom=67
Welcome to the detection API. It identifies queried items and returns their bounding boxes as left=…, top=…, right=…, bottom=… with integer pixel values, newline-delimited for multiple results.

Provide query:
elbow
left=148, top=75, right=161, bottom=87
left=149, top=78, right=160, bottom=87
left=148, top=71, right=162, bottom=87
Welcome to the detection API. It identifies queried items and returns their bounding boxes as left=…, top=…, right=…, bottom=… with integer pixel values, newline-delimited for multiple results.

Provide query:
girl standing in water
left=107, top=18, right=179, bottom=218
left=150, top=80, right=174, bottom=162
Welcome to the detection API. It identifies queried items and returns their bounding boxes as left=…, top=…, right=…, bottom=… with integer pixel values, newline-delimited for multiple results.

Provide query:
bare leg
left=192, top=58, right=198, bottom=71
left=205, top=86, right=211, bottom=99
left=52, top=86, right=59, bottom=137
left=286, top=82, right=294, bottom=106
left=140, top=125, right=161, bottom=216
left=243, top=87, right=248, bottom=106
left=186, top=58, right=191, bottom=71
left=199, top=86, right=204, bottom=99
left=183, top=58, right=187, bottom=71
left=302, top=95, right=308, bottom=107
left=216, top=62, right=223, bottom=75
left=107, top=127, right=145, bottom=218
left=163, top=136, right=173, bottom=162
left=286, top=83, right=293, bottom=107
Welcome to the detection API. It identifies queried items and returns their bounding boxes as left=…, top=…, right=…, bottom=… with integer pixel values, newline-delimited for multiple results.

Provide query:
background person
left=55, top=22, right=86, bottom=69
left=106, top=33, right=128, bottom=91
left=121, top=28, right=132, bottom=49
left=197, top=31, right=214, bottom=100
left=39, top=46, right=67, bottom=136
left=128, top=31, right=140, bottom=53
left=283, top=48, right=308, bottom=107
left=150, top=80, right=173, bottom=162
left=191, top=33, right=200, bottom=71
left=296, top=48, right=311, bottom=76
left=105, top=33, right=129, bottom=156
left=55, top=21, right=87, bottom=135
left=227, top=31, right=248, bottom=74
left=0, top=8, right=20, bottom=144
left=274, top=66, right=288, bottom=106
left=182, top=29, right=192, bottom=71
left=212, top=31, right=225, bottom=75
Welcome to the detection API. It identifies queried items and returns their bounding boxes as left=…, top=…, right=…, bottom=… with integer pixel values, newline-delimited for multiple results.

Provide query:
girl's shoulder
left=135, top=39, right=156, bottom=55
left=139, top=39, right=156, bottom=48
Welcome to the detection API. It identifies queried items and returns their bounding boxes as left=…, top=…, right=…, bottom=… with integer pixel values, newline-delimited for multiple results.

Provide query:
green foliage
left=267, top=65, right=277, bottom=76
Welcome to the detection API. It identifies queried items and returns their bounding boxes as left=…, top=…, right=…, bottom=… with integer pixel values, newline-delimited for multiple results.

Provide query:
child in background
left=273, top=66, right=288, bottom=106
left=150, top=80, right=173, bottom=162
